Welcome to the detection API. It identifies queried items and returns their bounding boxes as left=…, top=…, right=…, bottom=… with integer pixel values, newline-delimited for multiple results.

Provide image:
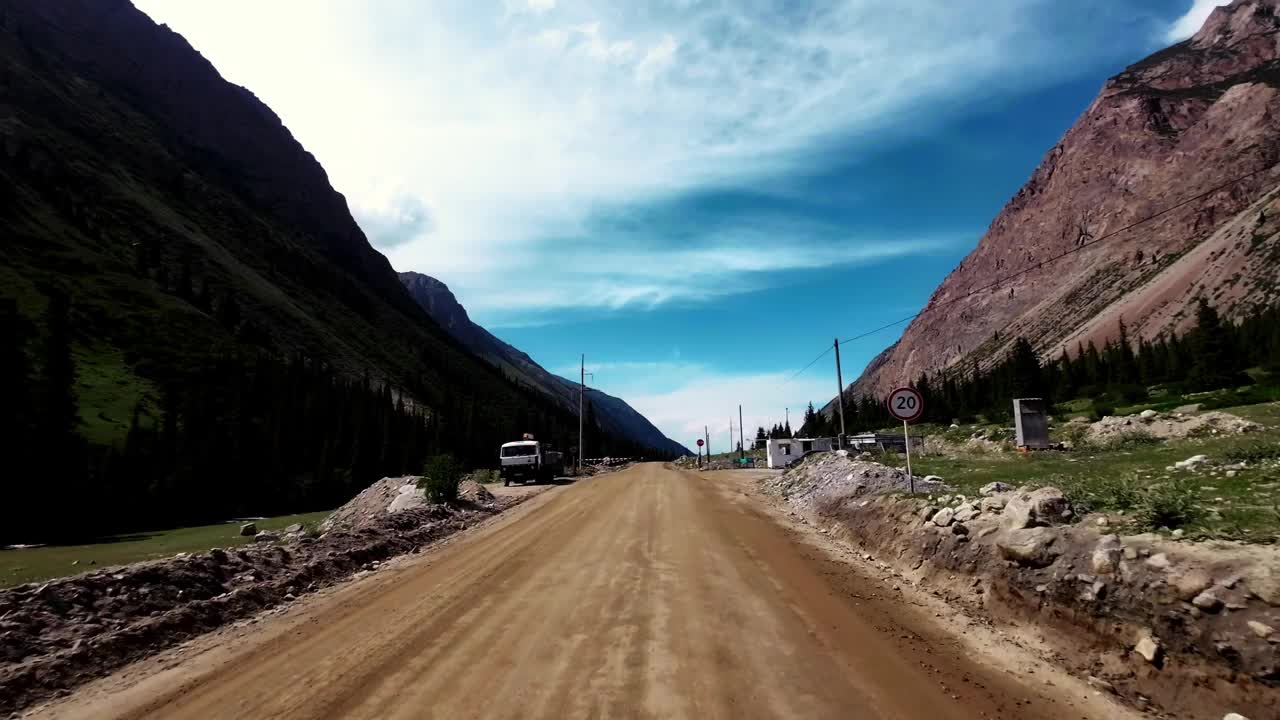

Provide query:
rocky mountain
left=399, top=272, right=691, bottom=458
left=0, top=0, right=646, bottom=465
left=837, top=0, right=1280, bottom=407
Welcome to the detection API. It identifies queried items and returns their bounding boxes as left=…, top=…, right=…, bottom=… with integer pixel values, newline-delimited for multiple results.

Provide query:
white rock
left=1134, top=632, right=1162, bottom=664
left=1139, top=409, right=1158, bottom=419
left=1247, top=620, right=1274, bottom=639
left=980, top=482, right=1013, bottom=496
left=1091, top=535, right=1123, bottom=576
left=1191, top=589, right=1223, bottom=612
left=1223, top=714, right=1250, bottom=720
left=1145, top=553, right=1172, bottom=570
left=932, top=508, right=956, bottom=527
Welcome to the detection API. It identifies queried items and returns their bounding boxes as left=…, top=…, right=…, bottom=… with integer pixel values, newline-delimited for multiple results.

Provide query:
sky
left=133, top=0, right=1226, bottom=450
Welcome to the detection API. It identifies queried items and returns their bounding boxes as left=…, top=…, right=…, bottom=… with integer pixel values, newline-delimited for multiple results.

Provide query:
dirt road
left=34, top=464, right=1119, bottom=720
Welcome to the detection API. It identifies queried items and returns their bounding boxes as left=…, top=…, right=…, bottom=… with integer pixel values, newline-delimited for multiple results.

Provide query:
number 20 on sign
left=885, top=387, right=924, bottom=492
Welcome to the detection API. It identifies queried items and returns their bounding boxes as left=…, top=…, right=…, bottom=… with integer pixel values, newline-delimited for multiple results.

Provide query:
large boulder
left=1003, top=487, right=1073, bottom=530
left=980, top=482, right=1012, bottom=496
left=997, top=528, right=1062, bottom=568
left=932, top=507, right=956, bottom=527
left=239, top=522, right=258, bottom=537
left=387, top=486, right=427, bottom=514
left=1091, top=534, right=1122, bottom=575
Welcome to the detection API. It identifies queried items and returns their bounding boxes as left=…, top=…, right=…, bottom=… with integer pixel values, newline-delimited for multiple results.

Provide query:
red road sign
left=886, top=386, right=924, bottom=423
left=696, top=439, right=704, bottom=447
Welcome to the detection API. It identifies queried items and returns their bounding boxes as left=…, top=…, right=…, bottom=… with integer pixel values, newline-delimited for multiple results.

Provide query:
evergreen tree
left=1187, top=299, right=1246, bottom=391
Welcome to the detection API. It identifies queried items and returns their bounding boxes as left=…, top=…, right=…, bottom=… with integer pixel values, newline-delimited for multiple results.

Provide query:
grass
left=0, top=510, right=331, bottom=589
left=878, top=401, right=1280, bottom=541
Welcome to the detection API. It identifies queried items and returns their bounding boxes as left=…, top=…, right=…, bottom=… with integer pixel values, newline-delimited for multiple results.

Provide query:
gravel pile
left=760, top=452, right=950, bottom=515
left=0, top=484, right=514, bottom=714
left=1089, top=410, right=1261, bottom=440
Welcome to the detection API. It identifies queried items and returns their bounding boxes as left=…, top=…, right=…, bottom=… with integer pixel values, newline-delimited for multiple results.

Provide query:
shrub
left=419, top=454, right=463, bottom=503
left=1089, top=429, right=1160, bottom=452
left=1135, top=477, right=1202, bottom=530
left=1091, top=399, right=1116, bottom=420
left=1223, top=442, right=1280, bottom=464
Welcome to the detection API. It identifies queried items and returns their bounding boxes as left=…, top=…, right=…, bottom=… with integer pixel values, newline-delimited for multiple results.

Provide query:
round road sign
left=696, top=439, right=704, bottom=447
left=886, top=386, right=924, bottom=423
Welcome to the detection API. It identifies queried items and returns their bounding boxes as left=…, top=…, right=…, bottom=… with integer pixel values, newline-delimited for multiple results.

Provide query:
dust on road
left=33, top=463, right=1118, bottom=720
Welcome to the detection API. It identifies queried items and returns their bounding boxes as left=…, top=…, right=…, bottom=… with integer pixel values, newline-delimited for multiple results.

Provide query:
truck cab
left=499, top=437, right=564, bottom=486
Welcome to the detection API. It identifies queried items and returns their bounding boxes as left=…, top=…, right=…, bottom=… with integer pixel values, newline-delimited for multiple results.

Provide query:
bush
left=1224, top=442, right=1280, bottom=464
left=1135, top=477, right=1202, bottom=531
left=1089, top=429, right=1160, bottom=452
left=418, top=454, right=463, bottom=503
left=1091, top=399, right=1116, bottom=420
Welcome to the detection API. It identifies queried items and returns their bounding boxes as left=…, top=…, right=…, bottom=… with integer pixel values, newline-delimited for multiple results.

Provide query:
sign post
left=885, top=387, right=924, bottom=494
left=696, top=438, right=705, bottom=468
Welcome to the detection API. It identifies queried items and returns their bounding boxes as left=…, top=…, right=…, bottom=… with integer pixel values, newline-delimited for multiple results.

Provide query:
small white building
left=765, top=437, right=836, bottom=469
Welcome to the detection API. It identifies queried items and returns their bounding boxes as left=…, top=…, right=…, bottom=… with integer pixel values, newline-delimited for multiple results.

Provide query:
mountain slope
left=838, top=0, right=1280, bottom=407
left=0, top=0, right=589, bottom=464
left=399, top=272, right=691, bottom=457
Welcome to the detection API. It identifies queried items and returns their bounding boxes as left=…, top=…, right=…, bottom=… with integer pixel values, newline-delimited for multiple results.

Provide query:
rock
left=1173, top=569, right=1213, bottom=601
left=1245, top=565, right=1280, bottom=606
left=1247, top=620, right=1274, bottom=639
left=387, top=489, right=427, bottom=514
left=70, top=560, right=79, bottom=566
left=1191, top=589, right=1223, bottom=612
left=920, top=506, right=940, bottom=522
left=1003, top=487, right=1072, bottom=529
left=283, top=523, right=304, bottom=534
left=1223, top=714, right=1250, bottom=720
left=253, top=531, right=278, bottom=543
left=1145, top=553, right=1172, bottom=571
left=980, top=482, right=1012, bottom=496
left=932, top=508, right=955, bottom=527
left=1139, top=409, right=1158, bottom=419
left=1134, top=632, right=1162, bottom=665
left=951, top=523, right=969, bottom=536
left=1087, top=676, right=1116, bottom=693
left=953, top=504, right=980, bottom=523
left=1091, top=535, right=1122, bottom=576
left=239, top=522, right=258, bottom=537
left=979, top=496, right=1006, bottom=512
left=1123, top=547, right=1138, bottom=560
left=1174, top=454, right=1209, bottom=471
left=997, top=528, right=1061, bottom=568
left=923, top=475, right=944, bottom=484
left=1171, top=529, right=1185, bottom=539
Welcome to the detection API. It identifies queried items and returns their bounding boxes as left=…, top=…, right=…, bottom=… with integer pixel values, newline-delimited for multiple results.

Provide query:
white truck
left=499, top=434, right=564, bottom=486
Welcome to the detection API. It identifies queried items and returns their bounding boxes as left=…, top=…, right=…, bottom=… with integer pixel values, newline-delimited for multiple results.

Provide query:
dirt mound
left=768, top=481, right=1280, bottom=719
left=0, top=494, right=520, bottom=715
left=761, top=452, right=950, bottom=516
left=459, top=479, right=495, bottom=503
left=1089, top=410, right=1262, bottom=441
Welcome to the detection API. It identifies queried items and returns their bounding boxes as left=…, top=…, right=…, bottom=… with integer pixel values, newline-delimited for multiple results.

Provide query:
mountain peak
left=1193, top=0, right=1280, bottom=48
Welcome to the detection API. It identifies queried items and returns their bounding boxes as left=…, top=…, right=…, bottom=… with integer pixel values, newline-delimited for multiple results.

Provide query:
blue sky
left=134, top=0, right=1226, bottom=448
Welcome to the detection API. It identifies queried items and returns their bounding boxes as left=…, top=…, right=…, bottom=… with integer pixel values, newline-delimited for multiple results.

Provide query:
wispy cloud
left=133, top=0, right=1144, bottom=324
left=623, top=369, right=835, bottom=446
left=1165, top=0, right=1228, bottom=42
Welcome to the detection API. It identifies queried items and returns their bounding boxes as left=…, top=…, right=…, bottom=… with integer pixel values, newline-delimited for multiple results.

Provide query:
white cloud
left=623, top=370, right=835, bottom=447
left=131, top=0, right=1125, bottom=324
left=1165, top=0, right=1228, bottom=42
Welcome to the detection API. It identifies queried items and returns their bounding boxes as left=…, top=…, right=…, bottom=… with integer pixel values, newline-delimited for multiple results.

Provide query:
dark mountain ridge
left=399, top=272, right=691, bottom=458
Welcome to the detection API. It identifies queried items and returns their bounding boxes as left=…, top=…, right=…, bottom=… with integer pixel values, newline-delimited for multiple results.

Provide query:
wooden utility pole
left=705, top=426, right=710, bottom=461
left=834, top=338, right=847, bottom=449
left=738, top=405, right=745, bottom=459
left=578, top=353, right=584, bottom=473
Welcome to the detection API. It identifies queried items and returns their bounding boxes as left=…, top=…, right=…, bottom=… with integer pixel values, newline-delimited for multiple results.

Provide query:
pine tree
left=1187, top=299, right=1246, bottom=391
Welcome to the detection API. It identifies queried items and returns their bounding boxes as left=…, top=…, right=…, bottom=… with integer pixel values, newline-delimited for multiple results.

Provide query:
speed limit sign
left=886, top=387, right=924, bottom=423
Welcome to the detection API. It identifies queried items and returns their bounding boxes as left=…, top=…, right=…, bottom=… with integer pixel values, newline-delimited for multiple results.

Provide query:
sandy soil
left=27, top=464, right=1135, bottom=720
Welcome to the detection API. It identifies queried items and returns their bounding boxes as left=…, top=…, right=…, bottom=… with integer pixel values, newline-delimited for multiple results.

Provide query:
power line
left=787, top=163, right=1274, bottom=382
left=785, top=345, right=832, bottom=383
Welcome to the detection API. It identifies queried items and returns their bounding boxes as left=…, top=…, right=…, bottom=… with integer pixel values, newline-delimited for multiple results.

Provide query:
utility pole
left=834, top=338, right=847, bottom=449
left=729, top=417, right=733, bottom=454
left=738, top=405, right=745, bottom=459
left=785, top=407, right=790, bottom=435
left=705, top=426, right=710, bottom=461
left=578, top=353, right=584, bottom=474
